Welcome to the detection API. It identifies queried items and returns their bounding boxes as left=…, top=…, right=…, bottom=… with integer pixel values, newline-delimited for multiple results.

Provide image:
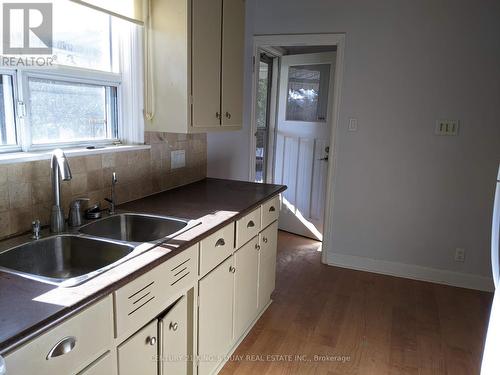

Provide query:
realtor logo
left=3, top=3, right=53, bottom=54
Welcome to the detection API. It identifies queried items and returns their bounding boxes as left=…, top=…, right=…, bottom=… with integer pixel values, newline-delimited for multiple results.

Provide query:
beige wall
left=0, top=132, right=207, bottom=239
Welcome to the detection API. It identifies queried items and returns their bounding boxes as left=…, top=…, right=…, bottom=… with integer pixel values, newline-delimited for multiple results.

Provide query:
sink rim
left=0, top=233, right=137, bottom=287
left=0, top=212, right=200, bottom=288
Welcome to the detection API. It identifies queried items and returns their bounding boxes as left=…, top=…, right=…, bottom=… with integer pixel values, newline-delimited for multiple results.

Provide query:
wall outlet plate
left=171, top=150, right=186, bottom=169
left=435, top=120, right=459, bottom=136
left=454, top=248, right=466, bottom=262
left=348, top=118, right=358, bottom=132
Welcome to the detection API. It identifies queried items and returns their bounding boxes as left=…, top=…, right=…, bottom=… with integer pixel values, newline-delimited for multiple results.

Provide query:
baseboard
left=327, top=252, right=494, bottom=292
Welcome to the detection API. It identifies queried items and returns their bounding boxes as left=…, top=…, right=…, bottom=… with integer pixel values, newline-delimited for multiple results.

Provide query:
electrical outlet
left=435, top=120, right=459, bottom=136
left=171, top=150, right=186, bottom=169
left=454, top=248, right=466, bottom=262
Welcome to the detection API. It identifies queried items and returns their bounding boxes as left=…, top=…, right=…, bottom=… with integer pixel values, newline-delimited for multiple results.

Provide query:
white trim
left=0, top=144, right=150, bottom=165
left=328, top=252, right=494, bottom=292
left=249, top=33, right=346, bottom=265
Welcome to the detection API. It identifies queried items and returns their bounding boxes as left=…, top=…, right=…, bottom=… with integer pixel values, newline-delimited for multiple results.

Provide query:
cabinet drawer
left=5, top=296, right=113, bottom=375
left=114, top=245, right=198, bottom=338
left=199, top=222, right=235, bottom=277
left=261, top=195, right=280, bottom=230
left=235, top=206, right=261, bottom=248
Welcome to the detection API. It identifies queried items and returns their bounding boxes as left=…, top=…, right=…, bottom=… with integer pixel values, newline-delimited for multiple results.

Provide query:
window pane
left=0, top=75, right=17, bottom=146
left=52, top=1, right=114, bottom=71
left=286, top=64, right=330, bottom=122
left=256, top=60, right=270, bottom=183
left=28, top=78, right=118, bottom=145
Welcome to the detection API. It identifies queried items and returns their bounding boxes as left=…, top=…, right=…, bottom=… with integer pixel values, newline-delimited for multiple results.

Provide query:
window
left=0, top=74, right=17, bottom=147
left=0, top=0, right=143, bottom=153
left=255, top=55, right=273, bottom=183
left=286, top=64, right=331, bottom=122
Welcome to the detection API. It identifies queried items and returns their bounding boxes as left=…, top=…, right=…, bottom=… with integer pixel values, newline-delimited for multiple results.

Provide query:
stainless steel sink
left=79, top=213, right=189, bottom=243
left=0, top=235, right=135, bottom=287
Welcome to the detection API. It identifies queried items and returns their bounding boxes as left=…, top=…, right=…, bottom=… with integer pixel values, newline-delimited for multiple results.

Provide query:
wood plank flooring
left=220, top=231, right=493, bottom=375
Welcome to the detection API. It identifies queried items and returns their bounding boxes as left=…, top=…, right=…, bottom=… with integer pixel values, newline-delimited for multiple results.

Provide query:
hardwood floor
left=220, top=231, right=493, bottom=375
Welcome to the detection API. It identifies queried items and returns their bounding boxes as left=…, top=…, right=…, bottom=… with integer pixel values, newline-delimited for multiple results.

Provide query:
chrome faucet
left=105, top=172, right=118, bottom=215
left=50, top=149, right=72, bottom=233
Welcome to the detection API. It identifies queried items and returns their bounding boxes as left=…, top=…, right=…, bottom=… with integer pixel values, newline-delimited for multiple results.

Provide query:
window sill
left=0, top=144, right=151, bottom=165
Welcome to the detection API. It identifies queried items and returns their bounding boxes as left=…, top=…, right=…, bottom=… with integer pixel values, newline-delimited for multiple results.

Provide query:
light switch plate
left=435, top=120, right=459, bottom=136
left=171, top=150, right=186, bottom=169
left=348, top=118, right=358, bottom=132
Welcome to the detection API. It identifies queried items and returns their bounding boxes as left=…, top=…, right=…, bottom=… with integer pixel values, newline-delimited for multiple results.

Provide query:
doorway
left=250, top=34, right=345, bottom=258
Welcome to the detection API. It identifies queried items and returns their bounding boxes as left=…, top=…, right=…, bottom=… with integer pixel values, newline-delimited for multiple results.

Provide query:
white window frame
left=0, top=68, right=22, bottom=153
left=0, top=17, right=144, bottom=155
left=17, top=66, right=122, bottom=152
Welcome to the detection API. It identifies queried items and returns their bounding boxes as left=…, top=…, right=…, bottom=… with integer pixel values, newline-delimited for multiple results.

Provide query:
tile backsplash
left=0, top=132, right=207, bottom=239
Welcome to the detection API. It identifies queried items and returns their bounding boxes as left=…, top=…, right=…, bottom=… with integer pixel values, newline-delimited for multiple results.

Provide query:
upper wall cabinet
left=147, top=0, right=245, bottom=133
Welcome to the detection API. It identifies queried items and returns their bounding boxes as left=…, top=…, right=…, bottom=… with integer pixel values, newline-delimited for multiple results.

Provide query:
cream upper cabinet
left=221, top=0, right=245, bottom=127
left=192, top=0, right=222, bottom=129
left=148, top=0, right=245, bottom=133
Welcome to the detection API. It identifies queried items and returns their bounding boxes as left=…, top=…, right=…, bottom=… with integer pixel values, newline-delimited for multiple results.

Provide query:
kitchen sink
left=79, top=213, right=189, bottom=243
left=0, top=235, right=135, bottom=287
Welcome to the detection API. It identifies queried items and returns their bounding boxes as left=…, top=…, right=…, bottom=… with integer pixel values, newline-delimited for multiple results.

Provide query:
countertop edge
left=0, top=180, right=286, bottom=355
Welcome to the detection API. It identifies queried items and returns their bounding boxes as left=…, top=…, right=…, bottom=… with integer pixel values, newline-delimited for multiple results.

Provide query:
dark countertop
left=0, top=178, right=286, bottom=355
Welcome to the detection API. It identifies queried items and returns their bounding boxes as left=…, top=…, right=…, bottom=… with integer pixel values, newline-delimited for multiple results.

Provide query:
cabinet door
left=118, top=320, right=158, bottom=375
left=192, top=0, right=222, bottom=128
left=221, top=0, right=245, bottom=127
left=258, top=221, right=278, bottom=310
left=198, top=256, right=234, bottom=375
left=159, top=296, right=188, bottom=375
left=233, top=236, right=259, bottom=339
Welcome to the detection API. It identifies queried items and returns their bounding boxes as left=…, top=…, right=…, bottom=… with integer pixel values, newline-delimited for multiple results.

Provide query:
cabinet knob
left=247, top=220, right=255, bottom=228
left=263, top=237, right=268, bottom=244
left=225, top=112, right=231, bottom=119
left=215, top=238, right=226, bottom=247
left=269, top=206, right=276, bottom=212
left=229, top=266, right=236, bottom=273
left=255, top=244, right=261, bottom=251
left=216, top=112, right=221, bottom=119
left=147, top=336, right=157, bottom=346
left=169, top=322, right=179, bottom=331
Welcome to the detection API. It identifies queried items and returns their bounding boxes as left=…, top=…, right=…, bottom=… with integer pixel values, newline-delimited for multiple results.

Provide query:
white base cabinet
left=233, top=236, right=259, bottom=340
left=258, top=221, right=278, bottom=310
left=117, top=320, right=158, bottom=375
left=198, top=256, right=235, bottom=375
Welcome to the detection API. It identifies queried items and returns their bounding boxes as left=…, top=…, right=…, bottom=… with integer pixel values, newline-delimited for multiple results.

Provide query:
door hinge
left=197, top=294, right=200, bottom=308
left=17, top=101, right=26, bottom=118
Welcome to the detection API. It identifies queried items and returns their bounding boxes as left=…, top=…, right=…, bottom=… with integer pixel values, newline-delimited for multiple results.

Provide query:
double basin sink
left=0, top=213, right=195, bottom=287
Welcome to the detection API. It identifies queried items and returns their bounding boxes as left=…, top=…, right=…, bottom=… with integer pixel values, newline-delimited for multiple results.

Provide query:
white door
left=274, top=52, right=336, bottom=240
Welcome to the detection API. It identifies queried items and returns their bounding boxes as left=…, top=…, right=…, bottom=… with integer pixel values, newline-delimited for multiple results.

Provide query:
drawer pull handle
left=229, top=266, right=236, bottom=273
left=46, top=336, right=76, bottom=360
left=255, top=244, right=261, bottom=251
left=247, top=220, right=255, bottom=228
left=215, top=238, right=226, bottom=247
left=269, top=206, right=276, bottom=212
left=169, top=322, right=179, bottom=331
left=147, top=336, right=157, bottom=346
left=263, top=237, right=268, bottom=243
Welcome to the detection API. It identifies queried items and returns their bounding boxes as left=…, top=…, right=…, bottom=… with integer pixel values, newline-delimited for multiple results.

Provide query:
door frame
left=249, top=33, right=346, bottom=264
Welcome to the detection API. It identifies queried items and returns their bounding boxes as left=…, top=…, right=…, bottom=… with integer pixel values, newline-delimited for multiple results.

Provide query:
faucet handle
left=32, top=219, right=41, bottom=239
